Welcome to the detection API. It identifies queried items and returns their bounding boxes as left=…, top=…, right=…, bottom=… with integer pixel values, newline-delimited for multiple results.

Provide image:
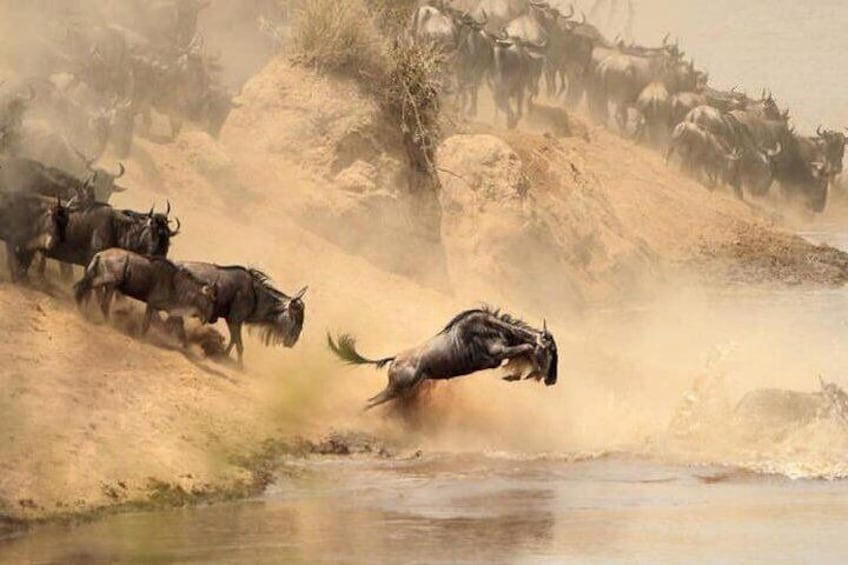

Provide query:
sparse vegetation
left=286, top=0, right=446, bottom=233
left=289, top=0, right=385, bottom=77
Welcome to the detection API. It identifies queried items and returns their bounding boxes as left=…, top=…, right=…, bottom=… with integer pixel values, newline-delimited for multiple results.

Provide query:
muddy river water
left=2, top=455, right=847, bottom=563
left=2, top=230, right=848, bottom=563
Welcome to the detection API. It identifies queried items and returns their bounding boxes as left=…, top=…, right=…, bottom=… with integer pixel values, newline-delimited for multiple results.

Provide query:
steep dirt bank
left=2, top=54, right=848, bottom=530
left=0, top=282, right=271, bottom=528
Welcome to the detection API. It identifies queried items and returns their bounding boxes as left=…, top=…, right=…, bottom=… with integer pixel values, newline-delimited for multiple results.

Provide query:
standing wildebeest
left=666, top=122, right=743, bottom=195
left=0, top=155, right=127, bottom=204
left=455, top=12, right=494, bottom=117
left=328, top=307, right=558, bottom=410
left=0, top=193, right=68, bottom=281
left=410, top=3, right=460, bottom=51
left=74, top=249, right=216, bottom=341
left=37, top=202, right=179, bottom=281
left=172, top=263, right=307, bottom=364
left=492, top=36, right=547, bottom=128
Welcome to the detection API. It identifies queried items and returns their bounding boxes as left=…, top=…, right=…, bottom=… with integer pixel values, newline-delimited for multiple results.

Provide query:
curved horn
left=767, top=142, right=782, bottom=158
left=293, top=286, right=308, bottom=300
left=148, top=205, right=154, bottom=217
left=478, top=8, right=488, bottom=26
left=169, top=216, right=181, bottom=236
left=165, top=200, right=171, bottom=216
left=562, top=3, right=574, bottom=19
left=817, top=125, right=825, bottom=137
left=114, top=162, right=125, bottom=178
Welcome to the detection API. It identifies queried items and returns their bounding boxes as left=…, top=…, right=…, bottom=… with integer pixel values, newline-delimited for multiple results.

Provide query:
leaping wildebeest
left=328, top=307, right=559, bottom=410
left=171, top=263, right=307, bottom=364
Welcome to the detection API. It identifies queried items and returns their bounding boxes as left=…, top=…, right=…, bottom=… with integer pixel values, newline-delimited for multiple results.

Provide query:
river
left=2, top=454, right=848, bottom=563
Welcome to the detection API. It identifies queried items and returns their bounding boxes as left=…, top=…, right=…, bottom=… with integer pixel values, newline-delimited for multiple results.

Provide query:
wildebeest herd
left=0, top=150, right=558, bottom=408
left=0, top=153, right=308, bottom=365
left=412, top=0, right=846, bottom=212
left=0, top=0, right=560, bottom=410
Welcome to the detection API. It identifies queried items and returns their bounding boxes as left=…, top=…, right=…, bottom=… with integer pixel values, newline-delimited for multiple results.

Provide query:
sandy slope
left=1, top=55, right=847, bottom=525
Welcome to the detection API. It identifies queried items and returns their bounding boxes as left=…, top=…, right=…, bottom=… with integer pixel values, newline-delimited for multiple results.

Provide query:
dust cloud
left=0, top=0, right=846, bottom=506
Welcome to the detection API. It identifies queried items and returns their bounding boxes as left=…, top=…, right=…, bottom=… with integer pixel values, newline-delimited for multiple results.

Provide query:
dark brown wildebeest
left=0, top=193, right=69, bottom=282
left=328, top=307, right=558, bottom=410
left=74, top=249, right=216, bottom=342
left=172, top=263, right=307, bottom=365
left=666, top=121, right=743, bottom=195
left=0, top=155, right=127, bottom=204
left=39, top=201, right=179, bottom=281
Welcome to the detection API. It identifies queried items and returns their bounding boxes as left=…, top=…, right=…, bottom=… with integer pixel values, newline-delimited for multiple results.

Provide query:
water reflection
left=3, top=456, right=848, bottom=563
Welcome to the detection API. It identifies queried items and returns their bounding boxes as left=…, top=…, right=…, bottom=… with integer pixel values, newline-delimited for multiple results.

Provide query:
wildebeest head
left=146, top=201, right=180, bottom=256
left=258, top=286, right=307, bottom=348
left=531, top=322, right=559, bottom=386
left=76, top=150, right=128, bottom=202
left=33, top=196, right=69, bottom=251
left=120, top=201, right=180, bottom=257
left=816, top=126, right=847, bottom=176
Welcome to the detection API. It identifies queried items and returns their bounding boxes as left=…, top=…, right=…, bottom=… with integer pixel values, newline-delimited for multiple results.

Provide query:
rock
left=334, top=160, right=377, bottom=193
left=436, top=134, right=580, bottom=307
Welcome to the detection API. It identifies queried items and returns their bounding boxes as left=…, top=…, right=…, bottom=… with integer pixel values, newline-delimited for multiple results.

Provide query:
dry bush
left=289, top=0, right=386, bottom=76
left=287, top=0, right=446, bottom=229
left=381, top=37, right=445, bottom=175
left=363, top=0, right=418, bottom=34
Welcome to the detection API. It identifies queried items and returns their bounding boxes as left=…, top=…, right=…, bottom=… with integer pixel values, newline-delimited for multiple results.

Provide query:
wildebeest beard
left=545, top=343, right=558, bottom=386
left=251, top=299, right=304, bottom=348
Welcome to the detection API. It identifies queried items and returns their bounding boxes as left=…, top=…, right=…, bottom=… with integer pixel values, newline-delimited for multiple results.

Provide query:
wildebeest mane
left=247, top=267, right=290, bottom=300
left=439, top=306, right=537, bottom=335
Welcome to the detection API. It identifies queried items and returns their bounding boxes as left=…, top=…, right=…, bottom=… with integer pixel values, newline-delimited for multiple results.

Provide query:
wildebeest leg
left=365, top=364, right=424, bottom=411
left=491, top=343, right=536, bottom=381
left=95, top=286, right=116, bottom=320
left=5, top=243, right=23, bottom=282
left=37, top=254, right=47, bottom=278
left=225, top=320, right=244, bottom=366
left=141, top=305, right=157, bottom=336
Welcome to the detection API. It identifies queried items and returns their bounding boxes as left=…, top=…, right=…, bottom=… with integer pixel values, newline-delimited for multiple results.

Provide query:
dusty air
left=0, top=0, right=847, bottom=562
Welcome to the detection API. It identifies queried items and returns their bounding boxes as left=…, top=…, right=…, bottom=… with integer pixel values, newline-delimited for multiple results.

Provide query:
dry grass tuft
left=289, top=0, right=385, bottom=76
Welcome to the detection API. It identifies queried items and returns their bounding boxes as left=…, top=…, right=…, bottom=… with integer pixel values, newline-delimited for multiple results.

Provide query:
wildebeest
left=0, top=193, right=68, bottom=281
left=667, top=121, right=743, bottom=195
left=38, top=201, right=179, bottom=281
left=0, top=154, right=127, bottom=204
left=172, top=263, right=307, bottom=364
left=594, top=37, right=681, bottom=131
left=635, top=81, right=671, bottom=146
left=328, top=307, right=558, bottom=410
left=74, top=249, right=217, bottom=341
left=455, top=12, right=494, bottom=117
left=492, top=36, right=546, bottom=128
left=410, top=3, right=460, bottom=51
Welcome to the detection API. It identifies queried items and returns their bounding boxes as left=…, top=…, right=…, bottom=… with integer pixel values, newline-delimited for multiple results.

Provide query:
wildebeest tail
left=327, top=333, right=394, bottom=369
left=73, top=256, right=98, bottom=305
